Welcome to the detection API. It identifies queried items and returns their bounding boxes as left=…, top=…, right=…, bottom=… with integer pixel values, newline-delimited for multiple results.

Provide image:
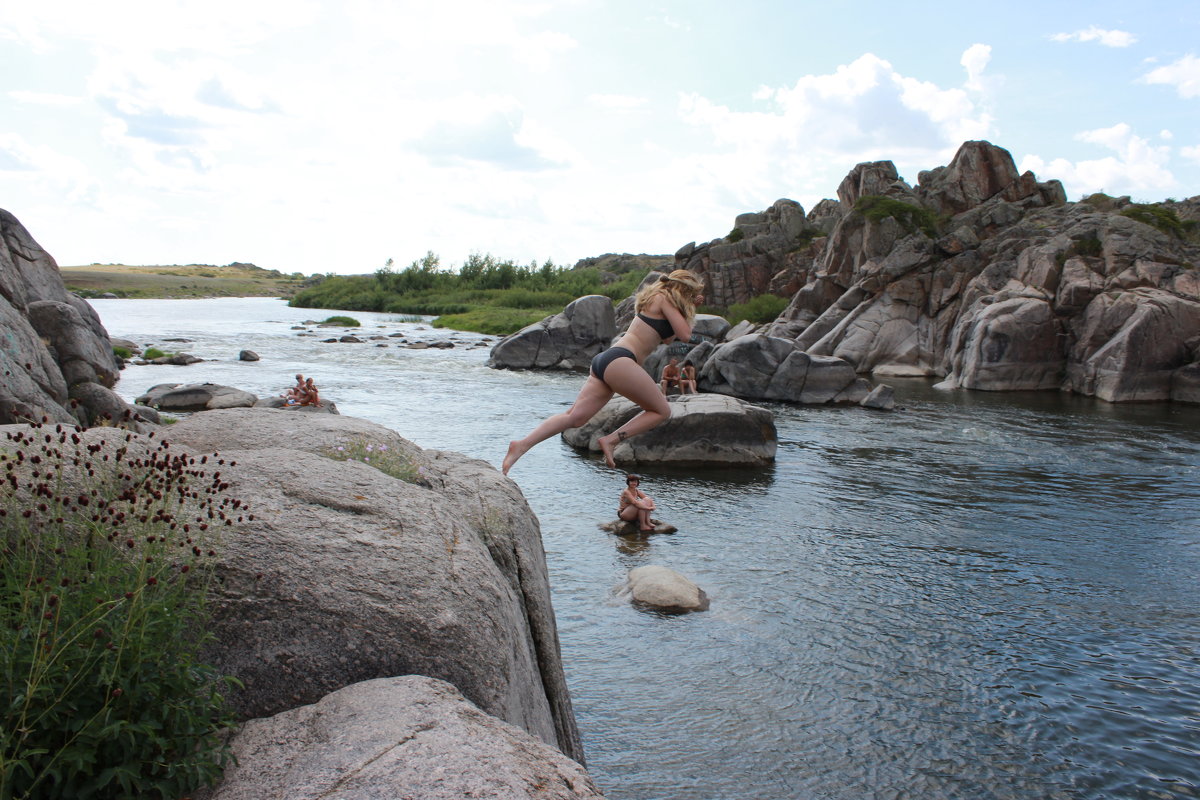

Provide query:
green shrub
left=322, top=438, right=424, bottom=483
left=854, top=195, right=940, bottom=238
left=1074, top=236, right=1103, bottom=258
left=432, top=307, right=552, bottom=335
left=111, top=346, right=131, bottom=359
left=321, top=315, right=361, bottom=327
left=1120, top=203, right=1187, bottom=237
left=723, top=293, right=789, bottom=325
left=726, top=227, right=745, bottom=243
left=141, top=347, right=172, bottom=360
left=1, top=424, right=239, bottom=800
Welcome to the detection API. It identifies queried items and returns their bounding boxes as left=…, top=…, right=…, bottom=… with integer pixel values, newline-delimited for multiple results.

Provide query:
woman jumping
left=502, top=269, right=704, bottom=475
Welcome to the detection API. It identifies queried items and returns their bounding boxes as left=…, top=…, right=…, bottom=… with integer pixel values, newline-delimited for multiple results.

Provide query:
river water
left=92, top=297, right=1200, bottom=800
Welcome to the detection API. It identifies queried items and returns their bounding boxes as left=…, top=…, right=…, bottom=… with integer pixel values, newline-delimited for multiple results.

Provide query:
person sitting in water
left=502, top=269, right=704, bottom=475
left=618, top=474, right=657, bottom=532
left=659, top=357, right=681, bottom=395
left=679, top=363, right=698, bottom=395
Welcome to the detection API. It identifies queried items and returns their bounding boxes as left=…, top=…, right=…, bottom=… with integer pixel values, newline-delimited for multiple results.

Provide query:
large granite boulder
left=135, top=383, right=258, bottom=411
left=1064, top=288, right=1200, bottom=401
left=699, top=334, right=871, bottom=403
left=149, top=409, right=582, bottom=761
left=196, top=677, right=604, bottom=800
left=489, top=295, right=615, bottom=370
left=0, top=209, right=127, bottom=425
left=916, top=140, right=1065, bottom=216
left=561, top=393, right=776, bottom=466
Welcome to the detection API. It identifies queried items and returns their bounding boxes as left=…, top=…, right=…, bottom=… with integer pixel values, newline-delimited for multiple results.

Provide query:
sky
left=2, top=1, right=1199, bottom=275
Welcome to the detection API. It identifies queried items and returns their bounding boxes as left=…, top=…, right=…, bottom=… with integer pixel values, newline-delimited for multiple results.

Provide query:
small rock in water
left=624, top=565, right=709, bottom=613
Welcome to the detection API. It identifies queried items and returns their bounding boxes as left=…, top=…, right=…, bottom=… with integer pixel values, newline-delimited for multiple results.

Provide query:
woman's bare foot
left=597, top=435, right=617, bottom=469
left=502, top=440, right=528, bottom=475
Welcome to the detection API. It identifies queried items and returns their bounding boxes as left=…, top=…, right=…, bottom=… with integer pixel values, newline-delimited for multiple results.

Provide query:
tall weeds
left=1, top=422, right=241, bottom=800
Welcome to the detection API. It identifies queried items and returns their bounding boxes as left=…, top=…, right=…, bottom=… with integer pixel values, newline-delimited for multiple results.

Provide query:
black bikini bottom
left=590, top=346, right=635, bottom=383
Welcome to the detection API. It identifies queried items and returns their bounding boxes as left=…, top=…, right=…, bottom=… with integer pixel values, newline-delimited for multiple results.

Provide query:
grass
left=290, top=257, right=646, bottom=336
left=723, top=293, right=790, bottom=325
left=322, top=438, right=425, bottom=484
left=141, top=347, right=173, bottom=360
left=432, top=307, right=550, bottom=335
left=320, top=315, right=361, bottom=327
left=854, top=195, right=941, bottom=238
left=1119, top=203, right=1198, bottom=239
left=61, top=263, right=309, bottom=300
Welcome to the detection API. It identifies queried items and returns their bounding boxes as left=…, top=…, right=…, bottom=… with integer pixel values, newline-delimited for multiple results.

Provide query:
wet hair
left=634, top=269, right=703, bottom=321
left=625, top=474, right=641, bottom=485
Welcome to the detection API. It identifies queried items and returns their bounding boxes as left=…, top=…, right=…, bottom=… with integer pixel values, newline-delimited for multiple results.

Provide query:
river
left=92, top=297, right=1200, bottom=800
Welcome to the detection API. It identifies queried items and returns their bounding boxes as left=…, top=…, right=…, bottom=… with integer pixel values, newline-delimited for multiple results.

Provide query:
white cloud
left=1141, top=54, right=1200, bottom=98
left=1181, top=144, right=1200, bottom=165
left=1019, top=123, right=1175, bottom=197
left=1051, top=26, right=1137, bottom=47
left=676, top=50, right=995, bottom=209
left=8, top=90, right=82, bottom=106
left=961, top=43, right=991, bottom=92
left=589, top=94, right=650, bottom=111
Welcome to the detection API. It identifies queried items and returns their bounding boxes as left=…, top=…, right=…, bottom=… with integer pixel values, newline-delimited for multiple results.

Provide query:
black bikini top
left=637, top=312, right=675, bottom=340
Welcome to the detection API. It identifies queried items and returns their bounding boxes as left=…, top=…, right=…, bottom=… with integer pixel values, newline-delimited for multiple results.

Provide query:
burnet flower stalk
left=1, top=419, right=248, bottom=800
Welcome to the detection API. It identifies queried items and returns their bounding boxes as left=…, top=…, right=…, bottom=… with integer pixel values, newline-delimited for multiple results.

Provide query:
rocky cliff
left=0, top=210, right=137, bottom=424
left=676, top=141, right=1200, bottom=403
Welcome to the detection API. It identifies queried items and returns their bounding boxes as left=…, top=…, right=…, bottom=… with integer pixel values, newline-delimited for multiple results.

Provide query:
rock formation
left=676, top=141, right=1200, bottom=403
left=196, top=676, right=604, bottom=800
left=561, top=393, right=776, bottom=466
left=149, top=409, right=583, bottom=762
left=0, top=209, right=133, bottom=425
left=489, top=295, right=615, bottom=370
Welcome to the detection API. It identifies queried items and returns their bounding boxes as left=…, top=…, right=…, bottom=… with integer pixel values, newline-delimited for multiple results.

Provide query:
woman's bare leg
left=638, top=507, right=653, bottom=530
left=596, top=358, right=672, bottom=468
left=503, top=375, right=613, bottom=475
left=619, top=505, right=639, bottom=522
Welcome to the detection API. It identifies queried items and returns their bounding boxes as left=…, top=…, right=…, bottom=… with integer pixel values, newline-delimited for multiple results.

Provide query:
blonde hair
left=635, top=269, right=703, bottom=321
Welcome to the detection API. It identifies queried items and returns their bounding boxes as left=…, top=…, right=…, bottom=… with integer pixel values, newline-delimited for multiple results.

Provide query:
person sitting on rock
left=299, top=377, right=322, bottom=407
left=283, top=373, right=306, bottom=405
left=679, top=363, right=698, bottom=395
left=659, top=357, right=681, bottom=395
left=618, top=474, right=656, bottom=532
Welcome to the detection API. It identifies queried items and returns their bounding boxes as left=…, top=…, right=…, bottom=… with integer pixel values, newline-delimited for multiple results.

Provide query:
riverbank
left=60, top=262, right=308, bottom=299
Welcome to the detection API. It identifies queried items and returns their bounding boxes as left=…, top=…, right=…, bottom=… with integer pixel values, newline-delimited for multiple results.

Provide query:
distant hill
left=60, top=263, right=311, bottom=299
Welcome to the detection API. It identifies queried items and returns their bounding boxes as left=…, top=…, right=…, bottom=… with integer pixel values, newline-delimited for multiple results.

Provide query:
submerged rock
left=623, top=566, right=709, bottom=613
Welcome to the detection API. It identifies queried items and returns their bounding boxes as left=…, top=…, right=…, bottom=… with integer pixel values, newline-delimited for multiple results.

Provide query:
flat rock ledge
left=195, top=676, right=605, bottom=800
left=623, top=566, right=709, bottom=613
left=598, top=519, right=677, bottom=535
left=562, top=393, right=776, bottom=467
